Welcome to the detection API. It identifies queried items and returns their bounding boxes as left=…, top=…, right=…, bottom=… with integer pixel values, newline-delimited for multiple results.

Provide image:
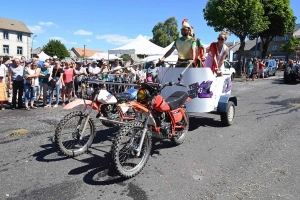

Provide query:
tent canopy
left=164, top=41, right=178, bottom=55
left=38, top=51, right=50, bottom=61
left=142, top=55, right=178, bottom=63
left=108, top=35, right=166, bottom=55
left=88, top=52, right=121, bottom=61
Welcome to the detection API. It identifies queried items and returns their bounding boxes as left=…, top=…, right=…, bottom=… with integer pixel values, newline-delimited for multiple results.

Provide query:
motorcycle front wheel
left=55, top=111, right=95, bottom=157
left=111, top=121, right=152, bottom=179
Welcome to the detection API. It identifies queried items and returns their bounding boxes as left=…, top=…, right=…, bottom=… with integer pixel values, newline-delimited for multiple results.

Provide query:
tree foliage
left=150, top=17, right=179, bottom=47
left=42, top=40, right=70, bottom=60
left=280, top=36, right=300, bottom=56
left=258, top=0, right=296, bottom=58
left=120, top=54, right=130, bottom=62
left=203, top=0, right=269, bottom=75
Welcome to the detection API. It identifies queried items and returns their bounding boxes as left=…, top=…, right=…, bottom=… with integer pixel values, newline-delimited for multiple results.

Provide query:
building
left=71, top=47, right=103, bottom=58
left=265, top=23, right=300, bottom=60
left=0, top=17, right=32, bottom=59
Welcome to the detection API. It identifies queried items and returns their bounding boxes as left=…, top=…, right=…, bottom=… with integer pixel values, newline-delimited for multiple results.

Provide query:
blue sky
left=2, top=0, right=300, bottom=52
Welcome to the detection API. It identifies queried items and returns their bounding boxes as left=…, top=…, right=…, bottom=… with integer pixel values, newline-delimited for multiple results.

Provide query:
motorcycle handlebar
left=161, top=81, right=186, bottom=90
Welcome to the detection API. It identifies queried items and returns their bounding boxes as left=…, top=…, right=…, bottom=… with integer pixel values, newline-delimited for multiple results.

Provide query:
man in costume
left=161, top=19, right=196, bottom=68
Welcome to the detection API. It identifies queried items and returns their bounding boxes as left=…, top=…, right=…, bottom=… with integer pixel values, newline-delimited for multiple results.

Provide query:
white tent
left=108, top=34, right=166, bottom=55
left=38, top=51, right=50, bottom=61
left=163, top=41, right=178, bottom=55
left=142, top=55, right=178, bottom=63
left=88, top=52, right=121, bottom=61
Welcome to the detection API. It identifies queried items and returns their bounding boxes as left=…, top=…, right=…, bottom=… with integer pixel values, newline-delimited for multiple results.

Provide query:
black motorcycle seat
left=165, top=91, right=188, bottom=110
left=114, top=93, right=131, bottom=103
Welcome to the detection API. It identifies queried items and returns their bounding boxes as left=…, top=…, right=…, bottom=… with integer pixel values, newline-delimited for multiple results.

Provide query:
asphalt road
left=1, top=71, right=300, bottom=200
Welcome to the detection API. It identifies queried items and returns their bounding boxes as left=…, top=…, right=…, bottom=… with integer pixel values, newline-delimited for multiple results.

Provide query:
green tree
left=42, top=39, right=70, bottom=60
left=150, top=17, right=179, bottom=47
left=280, top=36, right=300, bottom=56
left=120, top=54, right=130, bottom=62
left=203, top=0, right=269, bottom=75
left=258, top=0, right=296, bottom=58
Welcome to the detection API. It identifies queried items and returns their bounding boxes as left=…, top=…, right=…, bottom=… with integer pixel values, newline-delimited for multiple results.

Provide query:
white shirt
left=109, top=65, right=122, bottom=81
left=88, top=65, right=100, bottom=75
left=128, top=67, right=136, bottom=82
left=138, top=69, right=146, bottom=80
left=74, top=67, right=87, bottom=82
left=0, top=64, right=7, bottom=77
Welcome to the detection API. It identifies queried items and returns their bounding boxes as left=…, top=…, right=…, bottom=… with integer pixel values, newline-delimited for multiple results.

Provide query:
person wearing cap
left=74, top=62, right=87, bottom=97
left=161, top=19, right=196, bottom=68
left=88, top=60, right=100, bottom=77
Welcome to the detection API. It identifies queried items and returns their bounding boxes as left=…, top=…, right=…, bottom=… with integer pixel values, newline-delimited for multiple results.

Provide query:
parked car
left=262, top=59, right=277, bottom=78
left=223, top=60, right=236, bottom=80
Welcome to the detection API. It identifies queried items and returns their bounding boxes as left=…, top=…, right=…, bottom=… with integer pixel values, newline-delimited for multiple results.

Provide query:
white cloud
left=49, top=37, right=77, bottom=45
left=28, top=25, right=45, bottom=33
left=74, top=30, right=93, bottom=35
left=95, top=34, right=134, bottom=45
left=85, top=39, right=91, bottom=42
left=39, top=21, right=59, bottom=27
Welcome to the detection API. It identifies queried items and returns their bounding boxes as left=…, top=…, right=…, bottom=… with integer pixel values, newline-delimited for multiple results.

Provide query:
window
left=17, top=47, right=23, bottom=55
left=283, top=35, right=288, bottom=41
left=273, top=36, right=279, bottom=41
left=224, top=61, right=230, bottom=69
left=3, top=45, right=9, bottom=54
left=17, top=33, right=22, bottom=41
left=3, top=31, right=8, bottom=39
left=272, top=45, right=277, bottom=51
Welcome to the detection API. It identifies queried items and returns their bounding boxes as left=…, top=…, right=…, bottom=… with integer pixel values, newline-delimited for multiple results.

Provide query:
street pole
left=31, top=35, right=37, bottom=59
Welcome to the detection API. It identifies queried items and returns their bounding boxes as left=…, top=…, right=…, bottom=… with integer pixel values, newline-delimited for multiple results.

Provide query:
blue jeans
left=24, top=84, right=37, bottom=103
left=48, top=78, right=61, bottom=105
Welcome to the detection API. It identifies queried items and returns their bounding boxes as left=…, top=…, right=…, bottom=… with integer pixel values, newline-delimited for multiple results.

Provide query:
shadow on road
left=32, top=127, right=118, bottom=163
left=188, top=116, right=223, bottom=131
left=68, top=136, right=184, bottom=186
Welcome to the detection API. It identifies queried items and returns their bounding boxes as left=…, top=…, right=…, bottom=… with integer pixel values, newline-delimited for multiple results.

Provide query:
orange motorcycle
left=111, top=79, right=192, bottom=178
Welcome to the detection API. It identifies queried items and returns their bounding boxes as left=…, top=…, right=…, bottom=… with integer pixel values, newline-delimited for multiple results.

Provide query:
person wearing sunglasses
left=204, top=30, right=230, bottom=76
left=161, top=18, right=196, bottom=68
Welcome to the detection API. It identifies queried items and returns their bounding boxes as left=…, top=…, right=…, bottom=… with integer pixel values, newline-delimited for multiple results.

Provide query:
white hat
left=181, top=18, right=191, bottom=29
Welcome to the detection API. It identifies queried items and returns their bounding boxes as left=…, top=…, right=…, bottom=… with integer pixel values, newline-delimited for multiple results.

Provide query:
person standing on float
left=190, top=29, right=206, bottom=68
left=204, top=30, right=230, bottom=76
left=161, top=19, right=196, bottom=68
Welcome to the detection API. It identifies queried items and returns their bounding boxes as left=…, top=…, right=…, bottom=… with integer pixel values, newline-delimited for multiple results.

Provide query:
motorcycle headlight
left=137, top=89, right=148, bottom=101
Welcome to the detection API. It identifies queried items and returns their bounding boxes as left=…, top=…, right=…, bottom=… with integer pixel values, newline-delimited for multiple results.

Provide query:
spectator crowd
left=0, top=55, right=160, bottom=111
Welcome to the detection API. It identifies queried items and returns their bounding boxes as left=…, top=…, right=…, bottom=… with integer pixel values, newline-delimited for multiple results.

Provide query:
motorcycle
left=111, top=62, right=193, bottom=178
left=54, top=75, right=139, bottom=157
